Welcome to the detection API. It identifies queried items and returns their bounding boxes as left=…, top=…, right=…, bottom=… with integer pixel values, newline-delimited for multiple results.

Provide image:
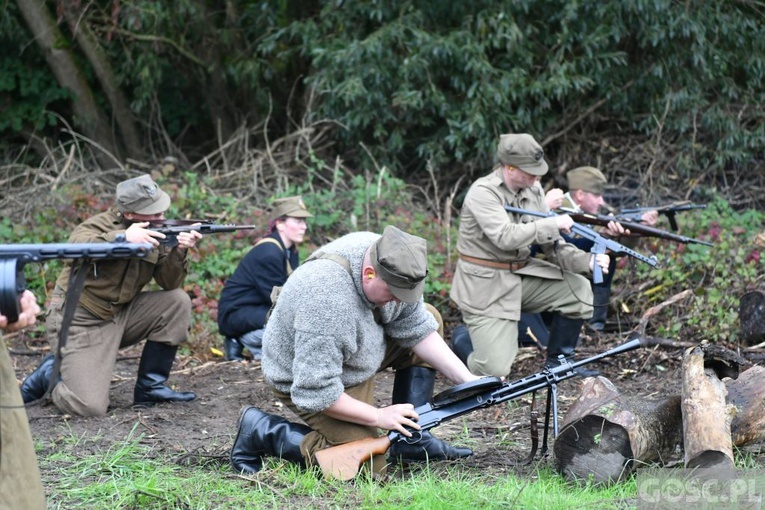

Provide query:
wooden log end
left=553, top=415, right=634, bottom=486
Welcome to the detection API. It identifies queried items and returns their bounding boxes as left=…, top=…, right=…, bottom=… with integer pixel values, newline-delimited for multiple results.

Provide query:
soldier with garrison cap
left=557, top=166, right=658, bottom=330
left=449, top=133, right=611, bottom=378
left=19, top=174, right=202, bottom=416
left=218, top=195, right=313, bottom=361
left=231, top=226, right=480, bottom=478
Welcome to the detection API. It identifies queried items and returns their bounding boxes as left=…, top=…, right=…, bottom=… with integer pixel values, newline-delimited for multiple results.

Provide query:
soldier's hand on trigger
left=555, top=214, right=574, bottom=235
left=125, top=221, right=165, bottom=246
left=589, top=253, right=610, bottom=274
left=175, top=224, right=203, bottom=251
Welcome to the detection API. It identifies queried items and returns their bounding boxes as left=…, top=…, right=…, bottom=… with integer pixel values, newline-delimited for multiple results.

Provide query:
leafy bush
left=616, top=196, right=765, bottom=343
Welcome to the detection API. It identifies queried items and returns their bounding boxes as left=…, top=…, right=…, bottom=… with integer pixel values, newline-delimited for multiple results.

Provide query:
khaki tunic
left=0, top=338, right=46, bottom=509
left=45, top=208, right=192, bottom=416
left=450, top=169, right=591, bottom=321
left=55, top=208, right=189, bottom=320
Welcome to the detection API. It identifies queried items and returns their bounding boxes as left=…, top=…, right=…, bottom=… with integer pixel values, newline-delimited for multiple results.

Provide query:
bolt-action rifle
left=147, top=219, right=256, bottom=247
left=503, top=205, right=660, bottom=284
left=0, top=237, right=152, bottom=323
left=618, top=201, right=707, bottom=231
left=315, top=338, right=643, bottom=481
left=558, top=210, right=712, bottom=247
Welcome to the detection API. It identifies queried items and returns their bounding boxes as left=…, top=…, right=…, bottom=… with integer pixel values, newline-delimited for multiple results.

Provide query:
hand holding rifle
left=558, top=209, right=713, bottom=247
left=146, top=219, right=256, bottom=248
left=504, top=205, right=661, bottom=284
left=619, top=201, right=706, bottom=231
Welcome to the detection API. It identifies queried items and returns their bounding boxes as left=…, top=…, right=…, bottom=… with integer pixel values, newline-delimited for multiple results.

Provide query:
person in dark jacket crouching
left=217, top=196, right=313, bottom=361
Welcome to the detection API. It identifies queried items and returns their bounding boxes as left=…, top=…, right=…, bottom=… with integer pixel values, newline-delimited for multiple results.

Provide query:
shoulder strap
left=254, top=237, right=294, bottom=276
left=305, top=251, right=353, bottom=277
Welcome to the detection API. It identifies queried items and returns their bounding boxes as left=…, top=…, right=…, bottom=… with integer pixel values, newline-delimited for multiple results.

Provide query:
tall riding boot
left=451, top=325, right=473, bottom=365
left=388, top=366, right=473, bottom=463
left=224, top=337, right=245, bottom=361
left=545, top=315, right=599, bottom=377
left=133, top=341, right=196, bottom=405
left=230, top=406, right=311, bottom=474
left=587, top=285, right=611, bottom=332
left=20, top=354, right=57, bottom=403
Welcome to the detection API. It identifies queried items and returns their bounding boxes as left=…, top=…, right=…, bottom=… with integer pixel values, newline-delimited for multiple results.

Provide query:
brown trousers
left=0, top=339, right=46, bottom=509
left=45, top=287, right=192, bottom=416
left=274, top=303, right=444, bottom=475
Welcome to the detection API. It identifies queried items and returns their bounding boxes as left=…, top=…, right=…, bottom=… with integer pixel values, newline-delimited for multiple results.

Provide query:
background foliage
left=1, top=0, right=763, bottom=203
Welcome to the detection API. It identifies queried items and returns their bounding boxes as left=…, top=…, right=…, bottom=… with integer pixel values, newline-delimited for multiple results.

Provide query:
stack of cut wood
left=553, top=342, right=765, bottom=485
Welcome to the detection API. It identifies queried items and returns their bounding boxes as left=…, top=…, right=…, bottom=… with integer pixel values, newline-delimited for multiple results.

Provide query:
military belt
left=458, top=253, right=528, bottom=271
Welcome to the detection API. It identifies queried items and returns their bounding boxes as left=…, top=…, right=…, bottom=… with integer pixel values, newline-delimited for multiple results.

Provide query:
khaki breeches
left=45, top=287, right=192, bottom=417
left=462, top=272, right=593, bottom=377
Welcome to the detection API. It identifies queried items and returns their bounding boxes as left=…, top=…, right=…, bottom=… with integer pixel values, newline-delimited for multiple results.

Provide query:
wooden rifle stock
left=315, top=435, right=392, bottom=481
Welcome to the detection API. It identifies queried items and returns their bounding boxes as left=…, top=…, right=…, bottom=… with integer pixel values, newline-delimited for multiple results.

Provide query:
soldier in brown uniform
left=19, top=174, right=202, bottom=416
left=1, top=290, right=46, bottom=509
left=450, top=134, right=610, bottom=377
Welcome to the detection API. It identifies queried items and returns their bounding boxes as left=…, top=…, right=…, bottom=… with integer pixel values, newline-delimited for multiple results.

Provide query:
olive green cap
left=369, top=226, right=429, bottom=303
left=496, top=133, right=549, bottom=176
left=567, top=166, right=607, bottom=195
left=269, top=196, right=313, bottom=221
left=115, top=174, right=171, bottom=215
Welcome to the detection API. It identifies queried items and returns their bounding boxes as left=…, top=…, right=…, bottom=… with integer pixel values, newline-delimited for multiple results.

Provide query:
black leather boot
left=134, top=341, right=196, bottom=405
left=224, top=337, right=245, bottom=361
left=230, top=406, right=311, bottom=474
left=451, top=325, right=473, bottom=365
left=388, top=366, right=473, bottom=463
left=20, top=354, right=56, bottom=403
left=546, top=315, right=599, bottom=377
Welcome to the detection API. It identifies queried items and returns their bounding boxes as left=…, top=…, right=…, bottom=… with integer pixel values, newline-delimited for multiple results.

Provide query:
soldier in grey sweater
left=231, top=226, right=481, bottom=478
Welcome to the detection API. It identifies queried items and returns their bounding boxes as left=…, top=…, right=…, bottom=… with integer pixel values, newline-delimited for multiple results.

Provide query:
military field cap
left=115, top=174, right=171, bottom=215
left=497, top=133, right=549, bottom=176
left=567, top=166, right=607, bottom=195
left=369, top=226, right=429, bottom=303
left=269, top=195, right=313, bottom=221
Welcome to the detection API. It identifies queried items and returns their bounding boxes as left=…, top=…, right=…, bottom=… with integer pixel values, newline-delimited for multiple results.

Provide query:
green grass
left=38, top=427, right=638, bottom=510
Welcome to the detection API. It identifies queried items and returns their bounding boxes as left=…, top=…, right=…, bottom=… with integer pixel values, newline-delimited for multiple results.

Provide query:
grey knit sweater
left=262, top=231, right=438, bottom=412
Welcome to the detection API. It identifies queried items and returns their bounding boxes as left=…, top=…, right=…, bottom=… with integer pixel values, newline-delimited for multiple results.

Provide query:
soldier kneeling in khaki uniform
left=20, top=174, right=202, bottom=417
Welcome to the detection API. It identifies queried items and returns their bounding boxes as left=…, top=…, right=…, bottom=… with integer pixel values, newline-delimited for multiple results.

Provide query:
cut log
left=727, top=365, right=765, bottom=446
left=553, top=376, right=682, bottom=485
left=681, top=345, right=736, bottom=471
left=740, top=290, right=765, bottom=345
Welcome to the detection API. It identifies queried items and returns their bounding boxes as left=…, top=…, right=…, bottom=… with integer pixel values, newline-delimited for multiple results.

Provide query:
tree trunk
left=15, top=0, right=119, bottom=169
left=61, top=0, right=144, bottom=161
left=553, top=376, right=682, bottom=485
left=681, top=345, right=736, bottom=471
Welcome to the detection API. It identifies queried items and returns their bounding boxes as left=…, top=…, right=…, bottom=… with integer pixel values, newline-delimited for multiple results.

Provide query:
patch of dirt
left=8, top=327, right=704, bottom=486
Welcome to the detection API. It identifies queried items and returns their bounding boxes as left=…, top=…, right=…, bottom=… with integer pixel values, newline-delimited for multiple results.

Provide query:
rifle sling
left=43, top=259, right=89, bottom=400
left=505, top=391, right=540, bottom=466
